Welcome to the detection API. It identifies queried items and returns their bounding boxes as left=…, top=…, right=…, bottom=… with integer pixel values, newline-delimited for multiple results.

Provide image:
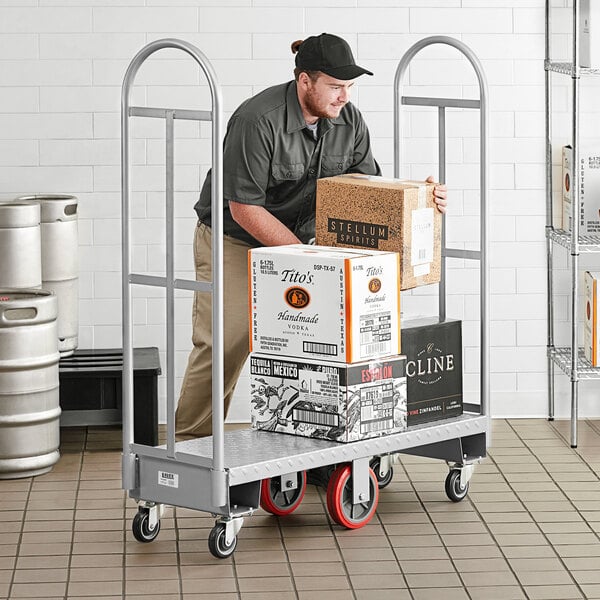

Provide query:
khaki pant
left=175, top=222, right=251, bottom=440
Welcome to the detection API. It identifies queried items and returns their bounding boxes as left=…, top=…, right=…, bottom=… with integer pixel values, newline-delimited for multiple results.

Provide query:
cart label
left=158, top=470, right=179, bottom=488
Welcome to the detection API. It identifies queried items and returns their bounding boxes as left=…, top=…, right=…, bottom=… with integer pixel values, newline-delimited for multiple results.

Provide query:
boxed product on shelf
left=562, top=144, right=572, bottom=231
left=562, top=145, right=600, bottom=235
left=584, top=271, right=600, bottom=366
left=315, top=174, right=441, bottom=290
left=249, top=353, right=407, bottom=442
left=249, top=244, right=400, bottom=363
left=401, top=317, right=463, bottom=426
left=581, top=0, right=600, bottom=68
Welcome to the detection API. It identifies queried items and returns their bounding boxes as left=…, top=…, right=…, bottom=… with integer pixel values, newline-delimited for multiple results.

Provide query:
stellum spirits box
left=315, top=174, right=441, bottom=290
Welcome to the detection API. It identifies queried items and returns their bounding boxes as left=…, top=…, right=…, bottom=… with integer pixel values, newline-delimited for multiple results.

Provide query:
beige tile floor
left=2, top=418, right=600, bottom=599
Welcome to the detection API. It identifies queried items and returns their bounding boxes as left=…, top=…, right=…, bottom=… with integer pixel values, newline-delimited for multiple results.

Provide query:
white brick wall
left=0, top=0, right=587, bottom=421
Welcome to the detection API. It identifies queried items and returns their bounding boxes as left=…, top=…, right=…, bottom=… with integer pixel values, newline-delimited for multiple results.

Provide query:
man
left=176, top=33, right=447, bottom=440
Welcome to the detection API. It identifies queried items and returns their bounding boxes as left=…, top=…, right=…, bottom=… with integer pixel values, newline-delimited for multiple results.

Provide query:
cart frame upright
left=121, top=36, right=490, bottom=558
left=394, top=35, right=490, bottom=422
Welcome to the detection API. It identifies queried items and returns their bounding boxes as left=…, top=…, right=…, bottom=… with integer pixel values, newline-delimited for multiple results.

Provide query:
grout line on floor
left=395, top=454, right=474, bottom=600
left=273, top=487, right=302, bottom=600
left=66, top=431, right=86, bottom=600
left=320, top=481, right=361, bottom=600
left=229, top=511, right=243, bottom=599
left=504, top=419, right=590, bottom=598
left=374, top=473, right=416, bottom=600
left=466, top=447, right=547, bottom=600
left=5, top=472, right=32, bottom=600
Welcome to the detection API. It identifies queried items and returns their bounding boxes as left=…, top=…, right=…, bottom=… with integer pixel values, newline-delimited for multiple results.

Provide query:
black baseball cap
left=295, top=33, right=373, bottom=80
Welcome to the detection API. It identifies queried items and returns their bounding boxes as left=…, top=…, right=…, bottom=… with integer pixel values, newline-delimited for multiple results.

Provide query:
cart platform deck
left=132, top=413, right=487, bottom=486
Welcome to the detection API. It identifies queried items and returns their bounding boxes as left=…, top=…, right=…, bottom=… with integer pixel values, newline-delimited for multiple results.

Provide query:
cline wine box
left=401, top=317, right=463, bottom=426
left=249, top=244, right=400, bottom=363
left=250, top=353, right=407, bottom=443
left=315, top=174, right=441, bottom=290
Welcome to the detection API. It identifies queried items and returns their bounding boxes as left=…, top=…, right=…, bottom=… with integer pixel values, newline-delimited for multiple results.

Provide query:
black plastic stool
left=59, top=347, right=161, bottom=446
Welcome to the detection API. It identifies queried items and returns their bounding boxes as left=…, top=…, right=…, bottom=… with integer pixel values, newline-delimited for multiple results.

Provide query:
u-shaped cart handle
left=121, top=39, right=226, bottom=507
left=393, top=36, right=490, bottom=425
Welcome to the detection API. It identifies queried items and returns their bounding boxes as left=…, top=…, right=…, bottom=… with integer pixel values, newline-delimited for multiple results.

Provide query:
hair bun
left=291, top=39, right=303, bottom=54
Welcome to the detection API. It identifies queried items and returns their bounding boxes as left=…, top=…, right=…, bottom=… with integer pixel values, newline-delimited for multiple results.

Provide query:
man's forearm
left=229, top=201, right=301, bottom=246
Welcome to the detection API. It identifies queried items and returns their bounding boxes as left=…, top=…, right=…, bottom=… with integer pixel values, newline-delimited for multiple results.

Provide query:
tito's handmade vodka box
left=249, top=244, right=400, bottom=363
left=250, top=353, right=407, bottom=442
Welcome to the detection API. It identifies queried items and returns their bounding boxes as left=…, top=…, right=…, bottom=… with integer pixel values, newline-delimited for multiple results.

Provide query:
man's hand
left=426, top=175, right=447, bottom=214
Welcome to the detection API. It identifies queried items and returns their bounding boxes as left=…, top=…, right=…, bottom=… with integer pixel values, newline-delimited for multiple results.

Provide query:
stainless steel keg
left=0, top=289, right=60, bottom=479
left=17, top=195, right=79, bottom=356
left=0, top=202, right=41, bottom=289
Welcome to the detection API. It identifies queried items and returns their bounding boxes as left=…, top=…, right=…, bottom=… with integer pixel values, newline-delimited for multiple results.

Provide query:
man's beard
left=305, top=89, right=343, bottom=120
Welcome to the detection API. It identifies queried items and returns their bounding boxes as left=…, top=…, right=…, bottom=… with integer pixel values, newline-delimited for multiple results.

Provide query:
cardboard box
left=581, top=0, right=600, bottom=68
left=315, top=174, right=441, bottom=290
left=249, top=244, right=400, bottom=363
left=401, top=317, right=463, bottom=426
left=584, top=271, right=600, bottom=366
left=562, top=145, right=600, bottom=235
left=250, top=353, right=407, bottom=442
left=562, top=144, right=572, bottom=232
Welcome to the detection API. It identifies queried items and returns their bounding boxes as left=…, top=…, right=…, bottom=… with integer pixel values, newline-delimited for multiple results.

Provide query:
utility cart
left=121, top=36, right=490, bottom=558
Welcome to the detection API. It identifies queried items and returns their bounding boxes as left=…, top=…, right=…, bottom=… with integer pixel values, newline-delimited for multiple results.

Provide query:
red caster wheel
left=260, top=471, right=307, bottom=516
left=326, top=463, right=379, bottom=529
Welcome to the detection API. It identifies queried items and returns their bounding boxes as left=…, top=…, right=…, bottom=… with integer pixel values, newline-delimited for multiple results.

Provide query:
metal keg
left=18, top=195, right=79, bottom=356
left=0, top=202, right=41, bottom=289
left=0, top=289, right=60, bottom=479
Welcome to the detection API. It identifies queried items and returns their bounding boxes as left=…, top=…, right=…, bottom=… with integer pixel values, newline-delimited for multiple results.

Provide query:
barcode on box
left=303, top=341, right=337, bottom=356
left=362, top=342, right=390, bottom=356
left=361, top=419, right=393, bottom=434
left=293, top=409, right=340, bottom=427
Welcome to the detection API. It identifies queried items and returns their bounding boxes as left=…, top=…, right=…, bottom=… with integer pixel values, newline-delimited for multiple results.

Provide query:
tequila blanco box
left=250, top=353, right=407, bottom=442
left=581, top=0, right=600, bottom=68
left=562, top=145, right=600, bottom=235
left=249, top=244, right=400, bottom=363
left=584, top=271, right=600, bottom=366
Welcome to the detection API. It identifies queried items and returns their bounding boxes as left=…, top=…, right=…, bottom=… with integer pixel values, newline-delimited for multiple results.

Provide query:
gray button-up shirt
left=194, top=80, right=380, bottom=246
